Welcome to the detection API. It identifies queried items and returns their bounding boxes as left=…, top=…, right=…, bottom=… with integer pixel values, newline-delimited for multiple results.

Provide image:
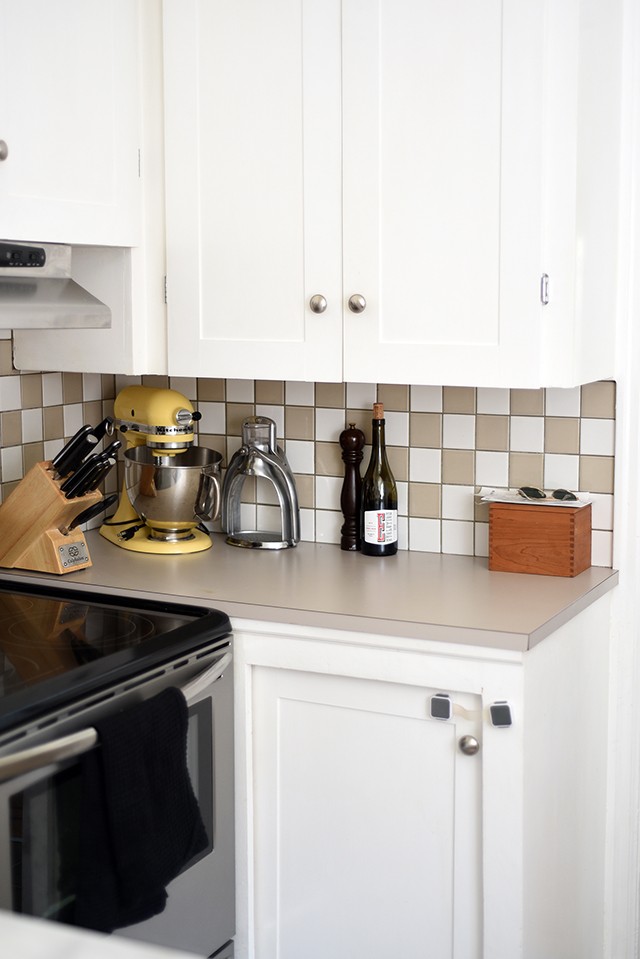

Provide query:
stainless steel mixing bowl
left=124, top=446, right=223, bottom=541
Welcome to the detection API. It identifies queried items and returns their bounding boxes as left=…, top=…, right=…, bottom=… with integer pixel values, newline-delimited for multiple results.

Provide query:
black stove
left=0, top=580, right=231, bottom=736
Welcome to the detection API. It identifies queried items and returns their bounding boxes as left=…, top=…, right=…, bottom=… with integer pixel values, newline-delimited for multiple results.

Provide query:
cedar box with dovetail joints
left=488, top=502, right=592, bottom=577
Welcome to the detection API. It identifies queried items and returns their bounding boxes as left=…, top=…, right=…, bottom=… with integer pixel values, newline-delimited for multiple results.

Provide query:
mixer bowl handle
left=195, top=466, right=221, bottom=523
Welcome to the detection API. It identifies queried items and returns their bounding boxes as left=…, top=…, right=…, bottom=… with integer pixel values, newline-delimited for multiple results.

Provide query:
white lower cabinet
left=234, top=593, right=612, bottom=959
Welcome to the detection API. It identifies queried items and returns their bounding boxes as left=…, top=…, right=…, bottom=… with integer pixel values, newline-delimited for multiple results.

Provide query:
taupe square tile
left=20, top=374, right=43, bottom=409
left=378, top=384, right=409, bottom=411
left=442, top=449, right=475, bottom=485
left=315, top=382, right=345, bottom=408
left=62, top=373, right=83, bottom=405
left=315, top=441, right=343, bottom=477
left=410, top=413, right=441, bottom=448
left=508, top=452, right=544, bottom=489
left=443, top=386, right=476, bottom=413
left=510, top=388, right=544, bottom=415
left=293, top=473, right=315, bottom=509
left=581, top=380, right=616, bottom=419
left=198, top=378, right=226, bottom=402
left=0, top=341, right=13, bottom=376
left=23, top=442, right=44, bottom=473
left=226, top=403, right=255, bottom=435
left=387, top=446, right=408, bottom=482
left=409, top=482, right=441, bottom=518
left=580, top=455, right=615, bottom=494
left=286, top=406, right=314, bottom=440
left=83, top=400, right=103, bottom=429
left=43, top=406, right=64, bottom=441
left=255, top=380, right=284, bottom=405
left=545, top=417, right=580, bottom=454
left=476, top=414, right=509, bottom=451
left=100, top=375, right=116, bottom=399
left=1, top=411, right=22, bottom=447
left=142, top=374, right=170, bottom=389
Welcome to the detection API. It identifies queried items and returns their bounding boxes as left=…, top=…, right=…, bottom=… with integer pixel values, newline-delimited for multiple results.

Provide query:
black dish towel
left=75, top=686, right=209, bottom=933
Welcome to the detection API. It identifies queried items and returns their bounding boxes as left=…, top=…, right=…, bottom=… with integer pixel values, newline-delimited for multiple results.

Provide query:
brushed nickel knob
left=348, top=293, right=366, bottom=314
left=0, top=140, right=8, bottom=161
left=458, top=735, right=480, bottom=756
left=309, top=294, right=327, bottom=314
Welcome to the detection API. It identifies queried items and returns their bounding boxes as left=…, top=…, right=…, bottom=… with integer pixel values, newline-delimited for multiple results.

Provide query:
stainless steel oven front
left=0, top=583, right=235, bottom=959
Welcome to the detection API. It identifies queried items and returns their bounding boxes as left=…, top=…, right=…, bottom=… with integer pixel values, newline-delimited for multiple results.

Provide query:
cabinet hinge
left=540, top=273, right=550, bottom=305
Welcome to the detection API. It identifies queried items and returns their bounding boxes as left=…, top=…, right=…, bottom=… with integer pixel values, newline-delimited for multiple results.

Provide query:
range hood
left=0, top=241, right=111, bottom=329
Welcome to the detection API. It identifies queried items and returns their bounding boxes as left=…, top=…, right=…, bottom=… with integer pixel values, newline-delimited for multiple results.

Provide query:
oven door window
left=9, top=699, right=213, bottom=923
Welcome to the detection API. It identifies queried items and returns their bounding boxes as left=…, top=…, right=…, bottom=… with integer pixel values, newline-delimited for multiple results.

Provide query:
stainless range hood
left=0, top=241, right=111, bottom=329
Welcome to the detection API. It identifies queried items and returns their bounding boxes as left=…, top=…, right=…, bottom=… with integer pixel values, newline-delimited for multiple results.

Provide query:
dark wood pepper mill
left=339, top=422, right=366, bottom=551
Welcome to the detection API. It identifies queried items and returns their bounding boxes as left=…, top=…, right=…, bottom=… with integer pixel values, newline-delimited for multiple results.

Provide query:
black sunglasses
left=518, top=486, right=578, bottom=502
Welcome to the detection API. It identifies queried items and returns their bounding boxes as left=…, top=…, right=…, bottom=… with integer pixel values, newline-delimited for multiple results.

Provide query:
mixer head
left=114, top=385, right=202, bottom=451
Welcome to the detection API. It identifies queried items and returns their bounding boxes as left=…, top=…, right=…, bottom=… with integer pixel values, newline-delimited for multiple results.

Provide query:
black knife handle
left=52, top=425, right=98, bottom=477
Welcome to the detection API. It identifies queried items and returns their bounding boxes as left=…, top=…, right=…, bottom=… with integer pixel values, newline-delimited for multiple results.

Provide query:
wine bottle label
left=363, top=509, right=398, bottom=545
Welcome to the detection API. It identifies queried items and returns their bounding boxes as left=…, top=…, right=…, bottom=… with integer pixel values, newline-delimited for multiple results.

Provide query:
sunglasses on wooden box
left=517, top=486, right=578, bottom=502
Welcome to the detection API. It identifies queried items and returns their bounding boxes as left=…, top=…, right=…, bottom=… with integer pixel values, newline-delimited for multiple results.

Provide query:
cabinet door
left=252, top=667, right=482, bottom=959
left=0, top=0, right=141, bottom=247
left=342, top=0, right=545, bottom=388
left=163, top=0, right=342, bottom=381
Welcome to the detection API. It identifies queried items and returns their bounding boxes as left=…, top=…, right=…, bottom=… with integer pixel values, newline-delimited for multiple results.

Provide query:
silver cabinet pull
left=0, top=650, right=232, bottom=783
left=0, top=140, right=8, bottom=161
left=348, top=293, right=366, bottom=313
left=309, top=294, right=327, bottom=314
left=458, top=735, right=480, bottom=756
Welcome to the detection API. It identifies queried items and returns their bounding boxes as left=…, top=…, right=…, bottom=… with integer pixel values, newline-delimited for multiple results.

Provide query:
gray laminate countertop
left=0, top=531, right=618, bottom=652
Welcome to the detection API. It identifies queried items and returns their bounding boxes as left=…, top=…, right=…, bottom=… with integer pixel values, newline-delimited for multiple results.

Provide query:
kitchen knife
left=64, top=492, right=119, bottom=532
left=83, top=455, right=118, bottom=493
left=60, top=453, right=106, bottom=498
left=92, top=416, right=115, bottom=442
left=51, top=425, right=99, bottom=478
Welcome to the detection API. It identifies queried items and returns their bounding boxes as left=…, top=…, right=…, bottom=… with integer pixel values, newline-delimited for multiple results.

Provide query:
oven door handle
left=0, top=650, right=232, bottom=784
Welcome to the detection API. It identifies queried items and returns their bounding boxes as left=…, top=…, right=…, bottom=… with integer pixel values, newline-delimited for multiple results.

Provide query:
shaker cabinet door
left=163, top=0, right=343, bottom=381
left=0, top=0, right=141, bottom=247
left=342, top=0, right=545, bottom=387
left=251, top=666, right=483, bottom=959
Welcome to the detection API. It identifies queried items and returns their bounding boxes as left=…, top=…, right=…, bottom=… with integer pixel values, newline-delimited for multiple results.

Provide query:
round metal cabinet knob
left=309, top=294, right=327, bottom=314
left=0, top=140, right=8, bottom=161
left=458, top=735, right=480, bottom=756
left=348, top=293, right=367, bottom=314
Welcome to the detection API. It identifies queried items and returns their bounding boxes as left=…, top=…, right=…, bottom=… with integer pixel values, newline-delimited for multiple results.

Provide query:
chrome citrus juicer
left=100, top=385, right=222, bottom=554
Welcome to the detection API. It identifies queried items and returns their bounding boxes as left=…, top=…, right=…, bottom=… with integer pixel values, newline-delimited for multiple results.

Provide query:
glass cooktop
left=0, top=581, right=231, bottom=735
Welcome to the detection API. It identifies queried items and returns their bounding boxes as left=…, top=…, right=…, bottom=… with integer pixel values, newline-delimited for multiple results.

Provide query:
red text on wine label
left=363, top=509, right=398, bottom=545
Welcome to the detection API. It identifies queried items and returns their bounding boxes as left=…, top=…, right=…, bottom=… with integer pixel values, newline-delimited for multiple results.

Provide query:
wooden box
left=488, top=502, right=592, bottom=577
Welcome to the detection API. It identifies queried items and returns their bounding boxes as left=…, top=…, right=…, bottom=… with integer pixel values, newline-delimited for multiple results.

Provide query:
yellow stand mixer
left=100, top=385, right=223, bottom=555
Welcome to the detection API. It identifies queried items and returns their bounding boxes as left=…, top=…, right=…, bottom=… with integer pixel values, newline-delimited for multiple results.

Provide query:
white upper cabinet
left=164, top=0, right=623, bottom=388
left=0, top=0, right=141, bottom=248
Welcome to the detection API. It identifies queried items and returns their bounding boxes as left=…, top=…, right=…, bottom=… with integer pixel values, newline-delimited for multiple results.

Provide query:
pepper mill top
left=340, top=422, right=366, bottom=457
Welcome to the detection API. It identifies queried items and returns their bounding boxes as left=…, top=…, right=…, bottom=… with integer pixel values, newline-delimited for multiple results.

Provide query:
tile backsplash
left=0, top=342, right=615, bottom=566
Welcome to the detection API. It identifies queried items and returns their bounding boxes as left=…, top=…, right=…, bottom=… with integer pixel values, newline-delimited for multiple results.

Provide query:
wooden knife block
left=0, top=461, right=102, bottom=574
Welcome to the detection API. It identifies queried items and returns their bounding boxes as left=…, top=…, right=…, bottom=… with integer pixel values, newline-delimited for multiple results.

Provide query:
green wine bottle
left=360, top=403, right=398, bottom=556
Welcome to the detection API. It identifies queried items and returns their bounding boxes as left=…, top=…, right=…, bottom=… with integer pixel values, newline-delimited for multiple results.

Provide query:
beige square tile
left=409, top=482, right=441, bottom=518
left=442, top=449, right=475, bottom=485
left=0, top=341, right=14, bottom=376
left=316, top=382, right=345, bottom=408
left=580, top=455, right=615, bottom=494
left=62, top=372, right=83, bottom=405
left=83, top=400, right=103, bottom=429
left=142, top=374, right=170, bottom=389
left=293, top=473, right=315, bottom=509
left=255, top=380, right=284, bottom=405
left=23, top=442, right=44, bottom=473
left=545, top=417, right=580, bottom=454
left=476, top=414, right=509, bottom=451
left=387, top=445, right=408, bottom=482
left=101, top=374, right=116, bottom=399
left=443, top=386, right=475, bottom=413
left=508, top=452, right=544, bottom=489
left=43, top=406, right=64, bottom=441
left=510, top=388, right=544, bottom=415
left=1, top=411, right=22, bottom=447
left=226, top=403, right=255, bottom=435
left=198, top=378, right=226, bottom=402
left=1, top=480, right=20, bottom=501
left=410, top=412, right=441, bottom=448
left=581, top=380, right=616, bottom=419
left=20, top=374, right=43, bottom=410
left=315, top=441, right=343, bottom=476
left=286, top=406, right=314, bottom=440
left=378, top=384, right=409, bottom=411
